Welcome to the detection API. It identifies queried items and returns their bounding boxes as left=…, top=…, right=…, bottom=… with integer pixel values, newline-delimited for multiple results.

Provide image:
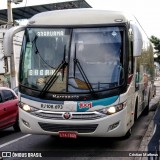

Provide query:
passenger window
left=2, top=90, right=14, bottom=101
left=128, top=41, right=133, bottom=74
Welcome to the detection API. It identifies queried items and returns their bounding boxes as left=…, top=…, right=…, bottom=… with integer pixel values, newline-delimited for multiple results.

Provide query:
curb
left=134, top=100, right=160, bottom=160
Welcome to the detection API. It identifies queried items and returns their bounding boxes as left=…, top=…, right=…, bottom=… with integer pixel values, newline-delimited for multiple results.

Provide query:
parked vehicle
left=0, top=87, right=20, bottom=131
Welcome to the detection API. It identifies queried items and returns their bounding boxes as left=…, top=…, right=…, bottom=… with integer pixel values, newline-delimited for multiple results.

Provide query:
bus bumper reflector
left=108, top=121, right=120, bottom=131
left=22, top=119, right=30, bottom=128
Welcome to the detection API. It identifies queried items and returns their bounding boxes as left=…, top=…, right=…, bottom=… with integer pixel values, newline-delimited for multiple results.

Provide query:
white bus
left=4, top=9, right=155, bottom=138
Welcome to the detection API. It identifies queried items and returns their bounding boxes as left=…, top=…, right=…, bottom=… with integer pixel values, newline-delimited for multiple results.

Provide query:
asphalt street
left=0, top=81, right=160, bottom=160
left=137, top=80, right=160, bottom=160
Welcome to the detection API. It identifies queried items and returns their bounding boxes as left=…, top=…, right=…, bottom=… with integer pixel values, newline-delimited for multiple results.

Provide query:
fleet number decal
left=41, top=104, right=63, bottom=109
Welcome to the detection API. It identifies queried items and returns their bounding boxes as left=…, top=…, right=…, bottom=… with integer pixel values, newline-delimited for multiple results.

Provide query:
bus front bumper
left=19, top=107, right=131, bottom=137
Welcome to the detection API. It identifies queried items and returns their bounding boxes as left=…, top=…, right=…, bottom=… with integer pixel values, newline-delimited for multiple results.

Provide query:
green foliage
left=150, top=35, right=160, bottom=62
left=150, top=35, right=160, bottom=52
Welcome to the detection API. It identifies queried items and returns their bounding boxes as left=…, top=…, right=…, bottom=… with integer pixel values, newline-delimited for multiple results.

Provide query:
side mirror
left=3, top=26, right=25, bottom=89
left=3, top=26, right=25, bottom=57
left=130, top=23, right=143, bottom=57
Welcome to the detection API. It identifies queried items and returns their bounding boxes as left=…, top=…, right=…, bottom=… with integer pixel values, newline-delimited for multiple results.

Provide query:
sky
left=0, top=0, right=160, bottom=38
left=86, top=0, right=160, bottom=38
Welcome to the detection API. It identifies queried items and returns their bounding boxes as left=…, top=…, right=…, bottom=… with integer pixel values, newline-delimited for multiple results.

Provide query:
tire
left=153, top=85, right=156, bottom=97
left=143, top=102, right=149, bottom=115
left=143, top=93, right=150, bottom=115
left=134, top=99, right=138, bottom=122
left=123, top=128, right=132, bottom=139
left=13, top=117, right=20, bottom=132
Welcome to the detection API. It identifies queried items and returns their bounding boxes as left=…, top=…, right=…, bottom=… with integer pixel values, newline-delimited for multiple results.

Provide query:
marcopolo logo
left=53, top=95, right=79, bottom=99
left=63, top=112, right=71, bottom=120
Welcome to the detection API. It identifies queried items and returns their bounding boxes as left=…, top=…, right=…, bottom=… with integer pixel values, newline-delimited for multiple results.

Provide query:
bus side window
left=128, top=40, right=134, bottom=84
left=129, top=41, right=134, bottom=75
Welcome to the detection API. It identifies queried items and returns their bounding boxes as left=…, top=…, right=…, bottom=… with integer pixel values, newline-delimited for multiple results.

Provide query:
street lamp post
left=7, top=0, right=23, bottom=29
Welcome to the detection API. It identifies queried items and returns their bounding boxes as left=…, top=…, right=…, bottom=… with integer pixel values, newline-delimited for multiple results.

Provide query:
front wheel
left=123, top=128, right=132, bottom=139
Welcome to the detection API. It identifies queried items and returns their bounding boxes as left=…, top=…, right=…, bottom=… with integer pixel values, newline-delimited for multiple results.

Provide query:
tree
left=150, top=35, right=160, bottom=62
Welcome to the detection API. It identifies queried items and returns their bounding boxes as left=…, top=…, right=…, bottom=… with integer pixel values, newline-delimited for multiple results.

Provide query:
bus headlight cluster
left=19, top=102, right=38, bottom=112
left=99, top=101, right=126, bottom=115
left=22, top=104, right=31, bottom=112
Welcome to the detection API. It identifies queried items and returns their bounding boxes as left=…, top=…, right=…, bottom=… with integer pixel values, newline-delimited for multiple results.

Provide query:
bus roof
left=28, top=8, right=134, bottom=26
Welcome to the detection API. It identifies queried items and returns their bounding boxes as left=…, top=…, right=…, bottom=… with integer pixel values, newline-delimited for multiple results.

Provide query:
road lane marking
left=0, top=134, right=31, bottom=149
left=152, top=124, right=157, bottom=136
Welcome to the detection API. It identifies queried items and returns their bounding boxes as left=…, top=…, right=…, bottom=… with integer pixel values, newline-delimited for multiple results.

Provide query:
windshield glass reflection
left=20, top=27, right=124, bottom=93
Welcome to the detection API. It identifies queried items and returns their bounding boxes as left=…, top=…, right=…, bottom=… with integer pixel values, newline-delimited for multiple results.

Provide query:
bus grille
left=31, top=111, right=105, bottom=120
left=38, top=122, right=98, bottom=133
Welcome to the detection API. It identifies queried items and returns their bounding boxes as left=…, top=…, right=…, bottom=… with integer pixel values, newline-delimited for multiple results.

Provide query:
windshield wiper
left=32, top=35, right=56, bottom=69
left=39, top=45, right=67, bottom=98
left=74, top=44, right=96, bottom=98
left=32, top=35, right=39, bottom=54
left=118, top=65, right=124, bottom=85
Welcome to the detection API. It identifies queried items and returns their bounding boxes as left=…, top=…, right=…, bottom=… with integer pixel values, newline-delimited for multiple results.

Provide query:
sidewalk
left=135, top=81, right=160, bottom=160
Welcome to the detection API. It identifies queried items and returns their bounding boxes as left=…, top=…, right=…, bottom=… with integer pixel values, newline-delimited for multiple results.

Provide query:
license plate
left=59, top=131, right=77, bottom=138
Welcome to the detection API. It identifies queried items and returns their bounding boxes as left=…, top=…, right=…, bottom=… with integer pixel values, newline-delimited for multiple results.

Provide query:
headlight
left=23, top=104, right=31, bottom=112
left=99, top=101, right=126, bottom=115
left=107, top=107, right=116, bottom=114
left=19, top=102, right=38, bottom=112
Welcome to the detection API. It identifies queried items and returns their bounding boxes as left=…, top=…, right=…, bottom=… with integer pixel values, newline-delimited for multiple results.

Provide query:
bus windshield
left=20, top=27, right=124, bottom=94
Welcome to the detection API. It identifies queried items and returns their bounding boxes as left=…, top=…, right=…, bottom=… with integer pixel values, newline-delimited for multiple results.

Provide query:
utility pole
left=7, top=0, right=13, bottom=29
left=6, top=0, right=23, bottom=88
left=7, top=0, right=23, bottom=29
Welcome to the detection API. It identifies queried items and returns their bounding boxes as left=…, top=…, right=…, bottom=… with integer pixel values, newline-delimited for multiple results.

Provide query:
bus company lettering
left=37, top=30, right=64, bottom=37
left=28, top=69, right=62, bottom=76
left=79, top=102, right=92, bottom=109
